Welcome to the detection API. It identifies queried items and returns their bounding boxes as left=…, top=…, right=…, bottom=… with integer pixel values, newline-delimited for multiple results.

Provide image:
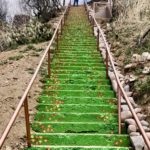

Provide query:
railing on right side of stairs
left=84, top=1, right=150, bottom=149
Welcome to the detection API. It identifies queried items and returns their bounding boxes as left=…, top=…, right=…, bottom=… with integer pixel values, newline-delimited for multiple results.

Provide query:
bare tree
left=0, top=0, right=7, bottom=22
left=63, top=0, right=65, bottom=6
left=24, top=0, right=62, bottom=22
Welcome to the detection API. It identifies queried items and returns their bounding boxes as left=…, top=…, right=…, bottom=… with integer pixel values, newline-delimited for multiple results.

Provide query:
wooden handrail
left=84, top=1, right=150, bottom=149
left=0, top=1, right=71, bottom=148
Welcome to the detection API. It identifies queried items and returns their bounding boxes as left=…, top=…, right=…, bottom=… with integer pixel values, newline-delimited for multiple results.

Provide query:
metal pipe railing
left=84, top=1, right=150, bottom=149
left=0, top=1, right=71, bottom=148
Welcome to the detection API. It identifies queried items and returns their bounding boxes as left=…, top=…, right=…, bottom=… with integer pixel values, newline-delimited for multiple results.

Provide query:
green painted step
left=41, top=90, right=115, bottom=98
left=50, top=73, right=106, bottom=78
left=34, top=112, right=118, bottom=123
left=37, top=96, right=117, bottom=105
left=53, top=58, right=103, bottom=63
left=26, top=147, right=131, bottom=150
left=44, top=84, right=112, bottom=90
left=32, top=122, right=118, bottom=134
left=51, top=62, right=103, bottom=67
left=36, top=104, right=117, bottom=113
left=51, top=64, right=106, bottom=71
left=30, top=133, right=130, bottom=147
left=45, top=78, right=111, bottom=85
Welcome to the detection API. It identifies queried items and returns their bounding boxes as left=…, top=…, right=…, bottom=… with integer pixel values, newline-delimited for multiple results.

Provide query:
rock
left=132, top=54, right=141, bottom=63
left=143, top=126, right=150, bottom=132
left=125, top=119, right=136, bottom=126
left=121, top=97, right=126, bottom=104
left=112, top=80, right=117, bottom=92
left=128, top=97, right=138, bottom=108
left=124, top=63, right=136, bottom=69
left=130, top=132, right=140, bottom=136
left=126, top=92, right=133, bottom=97
left=147, top=54, right=150, bottom=61
left=135, top=108, right=142, bottom=113
left=108, top=71, right=115, bottom=80
left=121, top=111, right=132, bottom=121
left=137, top=113, right=146, bottom=120
left=142, top=66, right=150, bottom=74
left=141, top=120, right=149, bottom=127
left=146, top=132, right=150, bottom=140
left=129, top=74, right=138, bottom=82
left=6, top=146, right=12, bottom=150
left=142, top=52, right=149, bottom=62
left=128, top=125, right=137, bottom=133
left=130, top=135, right=145, bottom=150
left=121, top=105, right=129, bottom=111
left=124, top=84, right=130, bottom=92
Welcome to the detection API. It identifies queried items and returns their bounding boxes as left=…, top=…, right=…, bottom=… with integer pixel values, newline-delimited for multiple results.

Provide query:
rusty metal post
left=57, top=30, right=59, bottom=51
left=97, top=29, right=100, bottom=51
left=48, top=49, right=51, bottom=78
left=24, top=97, right=31, bottom=147
left=117, top=85, right=121, bottom=134
left=61, top=19, right=63, bottom=35
left=106, top=51, right=109, bottom=79
left=92, top=18, right=95, bottom=36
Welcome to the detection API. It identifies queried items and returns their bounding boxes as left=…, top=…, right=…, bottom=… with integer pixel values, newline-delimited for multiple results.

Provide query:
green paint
left=26, top=6, right=131, bottom=150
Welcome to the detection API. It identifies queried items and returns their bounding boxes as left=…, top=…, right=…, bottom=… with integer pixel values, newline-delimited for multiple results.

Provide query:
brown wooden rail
left=0, top=1, right=71, bottom=149
left=84, top=1, right=150, bottom=149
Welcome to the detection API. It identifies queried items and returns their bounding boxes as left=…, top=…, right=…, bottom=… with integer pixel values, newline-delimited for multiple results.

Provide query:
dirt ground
left=0, top=42, right=49, bottom=150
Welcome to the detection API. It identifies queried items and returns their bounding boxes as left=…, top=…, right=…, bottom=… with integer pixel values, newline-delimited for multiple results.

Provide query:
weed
left=8, top=55, right=24, bottom=61
left=27, top=44, right=36, bottom=50
left=26, top=68, right=35, bottom=74
left=114, top=50, right=122, bottom=57
left=31, top=52, right=40, bottom=57
left=0, top=60, right=8, bottom=65
left=36, top=48, right=44, bottom=52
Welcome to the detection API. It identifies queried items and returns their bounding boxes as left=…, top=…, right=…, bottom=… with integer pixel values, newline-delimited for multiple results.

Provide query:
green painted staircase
left=26, top=6, right=131, bottom=150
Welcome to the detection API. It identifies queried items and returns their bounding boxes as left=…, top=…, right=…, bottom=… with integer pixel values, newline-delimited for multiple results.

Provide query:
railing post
left=106, top=51, right=109, bottom=78
left=92, top=18, right=95, bottom=36
left=117, top=85, right=121, bottom=134
left=48, top=49, right=51, bottom=78
left=24, top=97, right=31, bottom=147
left=57, top=30, right=59, bottom=51
left=97, top=29, right=99, bottom=51
left=61, top=19, right=63, bottom=35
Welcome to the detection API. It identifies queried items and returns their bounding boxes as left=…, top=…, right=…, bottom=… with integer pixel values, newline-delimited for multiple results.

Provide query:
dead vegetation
left=106, top=0, right=150, bottom=122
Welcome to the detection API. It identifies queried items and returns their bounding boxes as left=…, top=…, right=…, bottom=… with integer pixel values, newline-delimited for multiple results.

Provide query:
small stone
left=126, top=92, right=133, bottom=97
left=124, top=84, right=130, bottom=92
left=132, top=54, right=141, bottom=63
left=142, top=66, right=150, bottom=74
left=125, top=119, right=136, bottom=126
left=108, top=71, right=115, bottom=80
left=142, top=52, right=149, bottom=62
left=124, top=63, right=136, bottom=69
left=130, top=135, right=145, bottom=150
left=146, top=132, right=150, bottom=140
left=141, top=120, right=149, bottom=127
left=121, top=111, right=132, bottom=121
left=121, top=98, right=126, bottom=104
left=128, top=125, right=137, bottom=133
left=137, top=113, right=146, bottom=120
left=6, top=146, right=12, bottom=150
left=121, top=105, right=129, bottom=111
left=128, top=97, right=138, bottom=108
left=135, top=108, right=142, bottom=113
left=143, top=126, right=150, bottom=132
left=130, top=132, right=140, bottom=136
left=112, top=80, right=117, bottom=92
